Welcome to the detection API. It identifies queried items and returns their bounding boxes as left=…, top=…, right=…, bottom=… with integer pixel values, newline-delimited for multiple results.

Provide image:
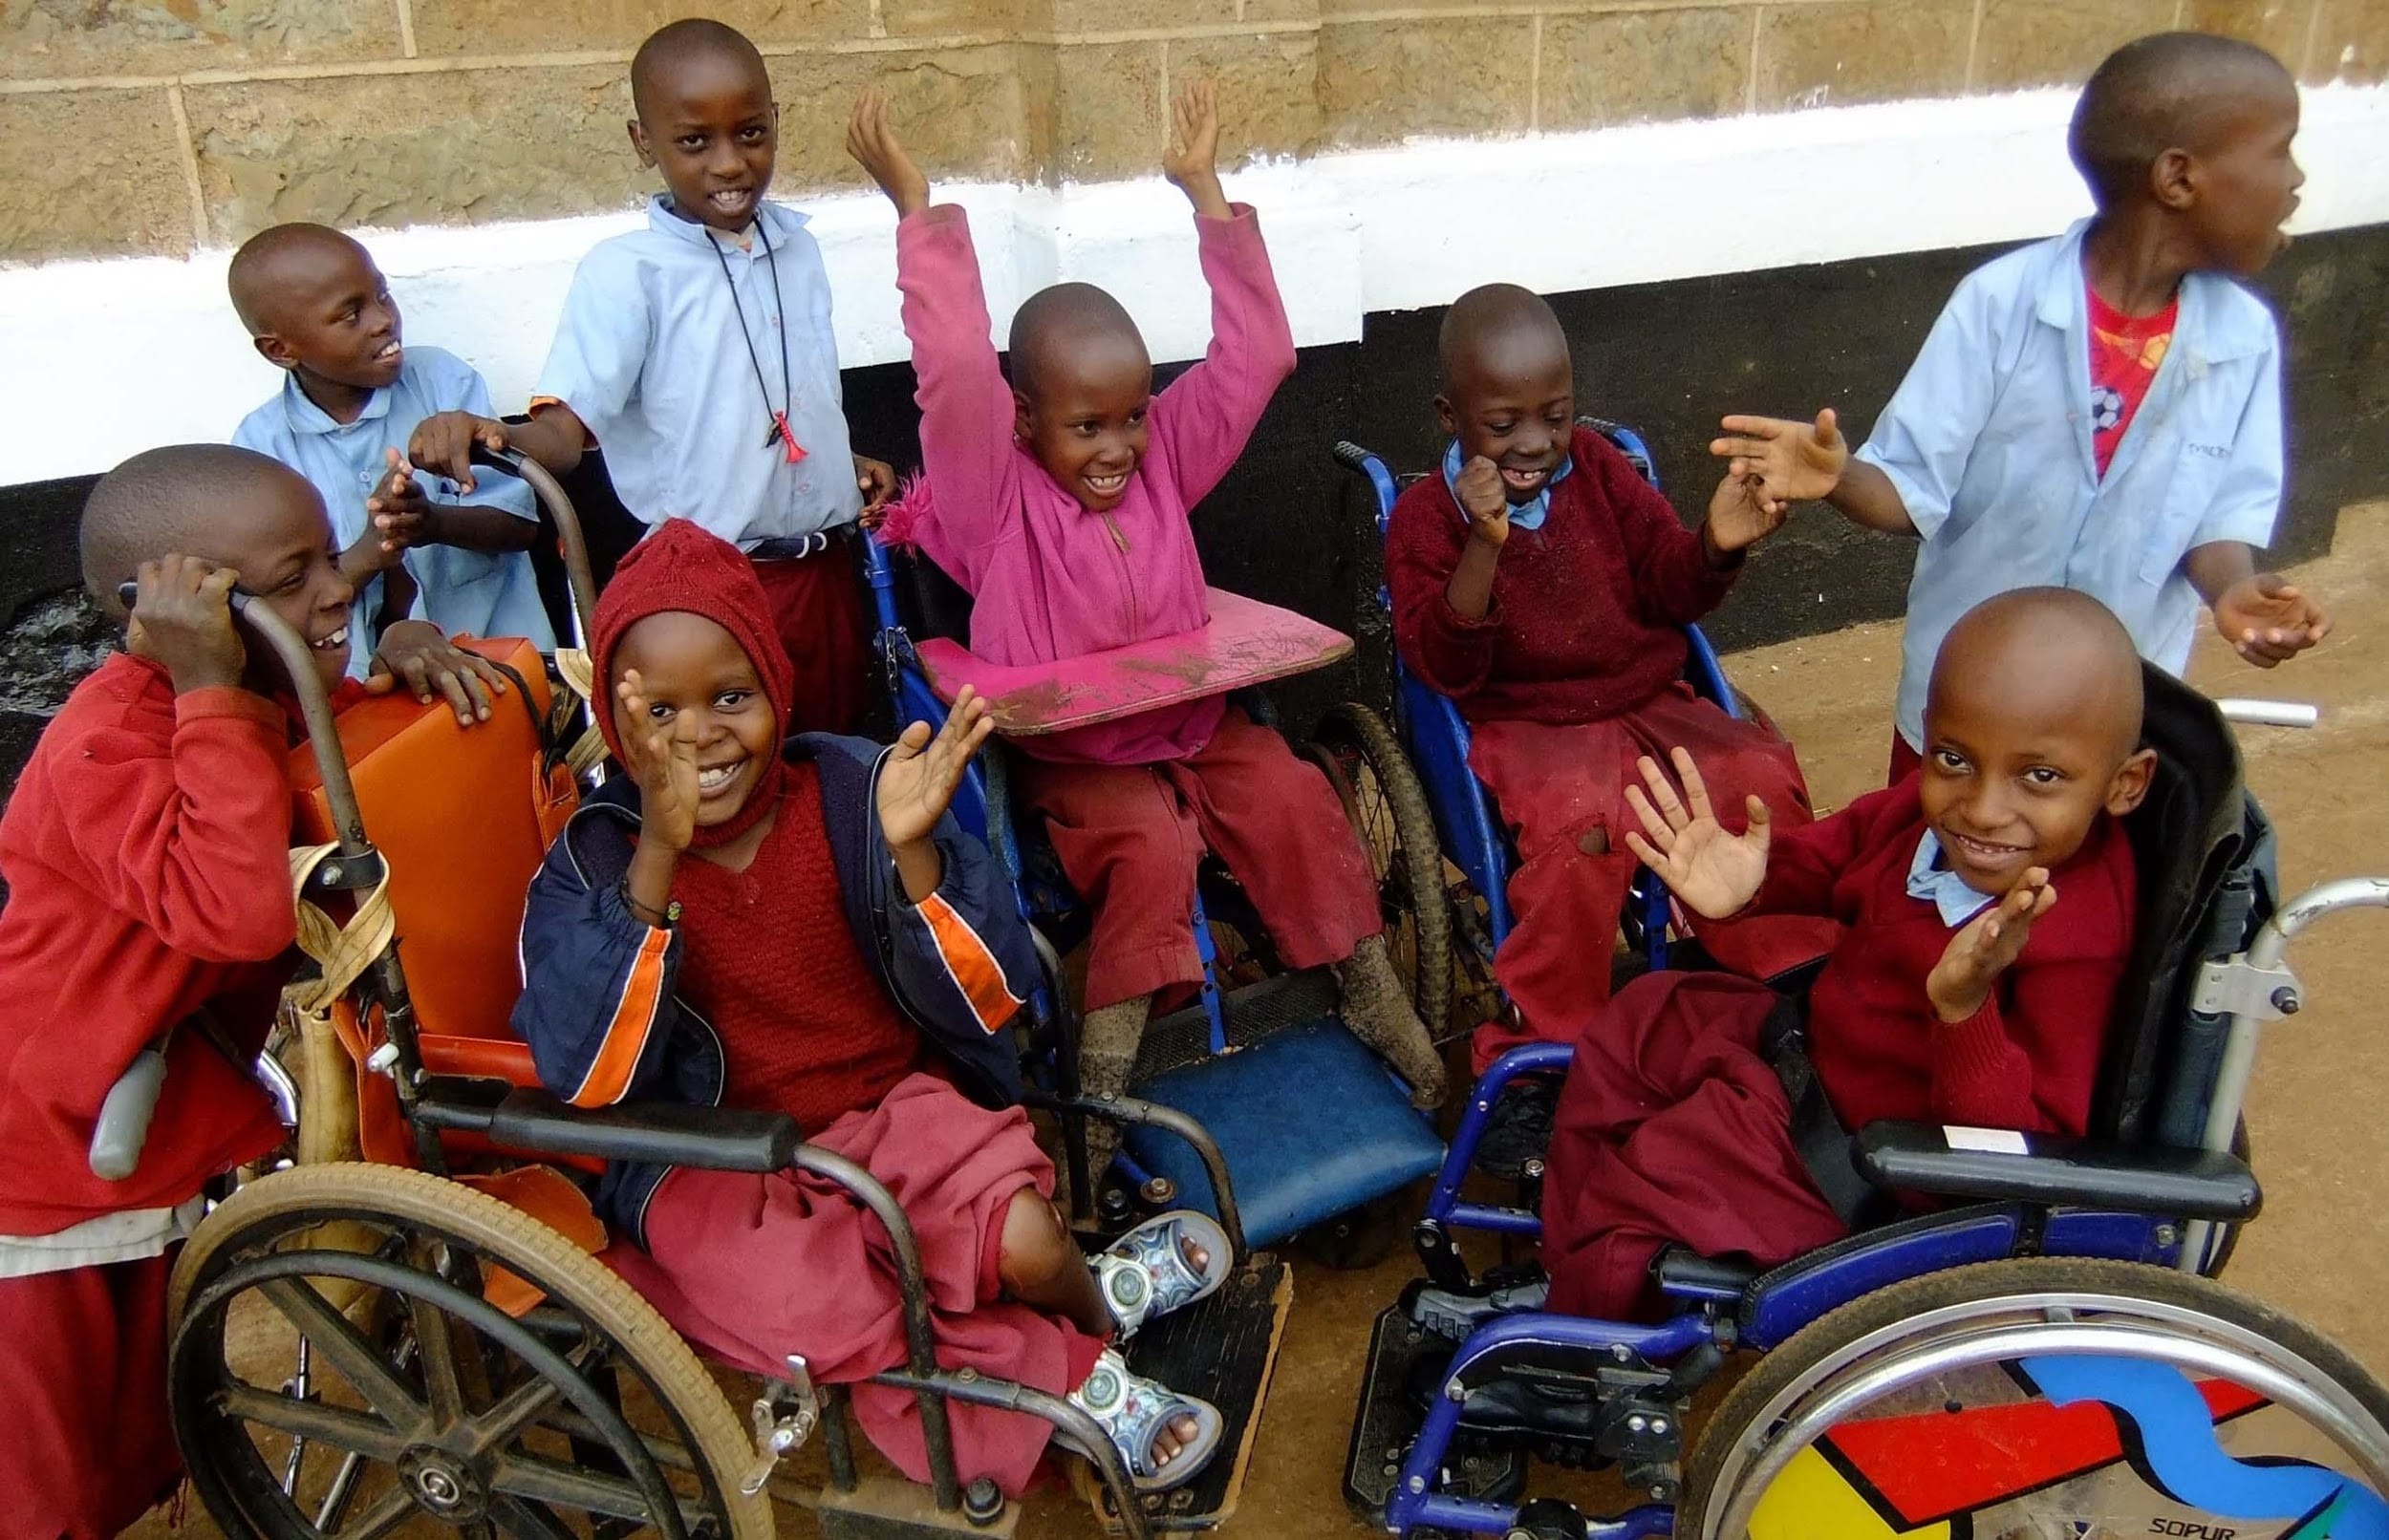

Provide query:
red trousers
left=0, top=1252, right=183, bottom=1540
left=1017, top=707, right=1382, bottom=1012
left=1467, top=687, right=1837, bottom=1073
left=751, top=539, right=870, bottom=736
left=1541, top=972, right=1848, bottom=1320
left=609, top=1074, right=1104, bottom=1498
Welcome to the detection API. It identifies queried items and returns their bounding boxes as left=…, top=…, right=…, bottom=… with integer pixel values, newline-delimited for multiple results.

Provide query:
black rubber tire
left=169, top=1162, right=773, bottom=1540
left=1309, top=702, right=1454, bottom=1042
left=1680, top=1255, right=2389, bottom=1539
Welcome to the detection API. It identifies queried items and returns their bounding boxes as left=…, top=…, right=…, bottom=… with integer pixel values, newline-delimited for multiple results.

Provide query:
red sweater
left=1753, top=781, right=2137, bottom=1137
left=672, top=762, right=923, bottom=1133
left=1387, top=427, right=1739, bottom=725
left=0, top=655, right=294, bottom=1234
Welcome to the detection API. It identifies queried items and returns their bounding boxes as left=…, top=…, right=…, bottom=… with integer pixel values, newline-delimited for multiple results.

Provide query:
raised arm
left=1148, top=81, right=1298, bottom=508
left=850, top=91, right=1019, bottom=586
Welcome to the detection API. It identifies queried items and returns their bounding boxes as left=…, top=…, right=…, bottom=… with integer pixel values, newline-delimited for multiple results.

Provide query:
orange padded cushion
left=291, top=638, right=578, bottom=1054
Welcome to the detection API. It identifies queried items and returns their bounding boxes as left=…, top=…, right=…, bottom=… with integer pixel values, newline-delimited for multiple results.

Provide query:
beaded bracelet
left=620, top=879, right=679, bottom=928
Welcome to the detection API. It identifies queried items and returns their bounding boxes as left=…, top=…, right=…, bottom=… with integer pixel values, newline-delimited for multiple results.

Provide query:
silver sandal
left=1091, top=1209, right=1230, bottom=1342
left=1066, top=1348, right=1224, bottom=1492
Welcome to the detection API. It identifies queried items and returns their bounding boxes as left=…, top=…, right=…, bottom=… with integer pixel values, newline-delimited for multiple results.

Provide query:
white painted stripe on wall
left=4, top=81, right=2385, bottom=485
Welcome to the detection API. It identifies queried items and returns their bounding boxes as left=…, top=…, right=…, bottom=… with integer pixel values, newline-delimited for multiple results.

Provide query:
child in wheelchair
left=0, top=445, right=504, bottom=1540
left=1385, top=283, right=1834, bottom=1080
left=1542, top=587, right=2150, bottom=1320
left=513, top=517, right=1238, bottom=1495
left=846, top=83, right=1445, bottom=1165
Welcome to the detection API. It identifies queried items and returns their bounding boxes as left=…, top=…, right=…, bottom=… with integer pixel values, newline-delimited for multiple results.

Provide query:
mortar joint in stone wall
left=394, top=0, right=418, bottom=59
left=1961, top=0, right=1985, bottom=92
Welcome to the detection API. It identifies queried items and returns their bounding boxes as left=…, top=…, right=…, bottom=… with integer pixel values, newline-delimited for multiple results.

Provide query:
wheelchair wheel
left=1681, top=1256, right=2389, bottom=1540
left=1309, top=702, right=1453, bottom=1039
left=169, top=1163, right=771, bottom=1539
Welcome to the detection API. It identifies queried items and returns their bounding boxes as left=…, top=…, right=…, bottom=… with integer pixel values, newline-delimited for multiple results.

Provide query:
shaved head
left=79, top=445, right=323, bottom=617
left=1437, top=283, right=1569, bottom=395
left=2070, top=32, right=2292, bottom=206
left=1007, top=282, right=1147, bottom=400
left=1932, top=587, right=2145, bottom=764
left=631, top=17, right=770, bottom=125
left=227, top=222, right=369, bottom=335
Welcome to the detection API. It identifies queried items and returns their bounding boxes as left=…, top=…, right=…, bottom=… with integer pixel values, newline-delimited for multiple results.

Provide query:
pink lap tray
left=913, top=589, right=1354, bottom=736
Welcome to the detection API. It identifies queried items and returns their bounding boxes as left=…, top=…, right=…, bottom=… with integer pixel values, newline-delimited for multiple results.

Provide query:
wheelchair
left=858, top=535, right=1450, bottom=1265
left=150, top=451, right=1282, bottom=1540
left=1342, top=656, right=2389, bottom=1537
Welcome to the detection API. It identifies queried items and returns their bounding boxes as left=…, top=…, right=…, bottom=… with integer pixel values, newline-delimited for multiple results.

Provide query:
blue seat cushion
left=1122, top=1018, right=1446, bottom=1249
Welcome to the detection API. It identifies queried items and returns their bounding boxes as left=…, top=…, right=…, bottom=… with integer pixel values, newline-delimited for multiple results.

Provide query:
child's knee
left=996, top=1189, right=1075, bottom=1293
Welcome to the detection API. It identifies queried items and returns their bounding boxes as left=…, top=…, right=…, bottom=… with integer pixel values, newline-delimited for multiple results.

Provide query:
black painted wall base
left=4, top=222, right=2382, bottom=799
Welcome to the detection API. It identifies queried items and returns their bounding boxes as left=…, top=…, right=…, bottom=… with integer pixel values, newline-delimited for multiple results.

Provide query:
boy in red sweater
left=1540, top=588, right=2151, bottom=1320
left=1386, top=284, right=1829, bottom=1079
left=0, top=444, right=499, bottom=1539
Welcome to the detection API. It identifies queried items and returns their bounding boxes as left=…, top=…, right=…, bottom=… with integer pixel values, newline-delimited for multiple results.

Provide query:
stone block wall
left=4, top=0, right=2382, bottom=264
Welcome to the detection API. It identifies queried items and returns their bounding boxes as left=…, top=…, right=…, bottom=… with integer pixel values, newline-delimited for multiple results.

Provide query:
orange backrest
left=289, top=637, right=577, bottom=1051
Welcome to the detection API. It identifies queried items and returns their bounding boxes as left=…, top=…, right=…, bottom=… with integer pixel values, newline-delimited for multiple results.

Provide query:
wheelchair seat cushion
left=1123, top=1018, right=1445, bottom=1250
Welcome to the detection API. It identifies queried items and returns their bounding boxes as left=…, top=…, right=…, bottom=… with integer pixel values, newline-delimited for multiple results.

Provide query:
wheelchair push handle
left=468, top=442, right=597, bottom=647
left=1330, top=439, right=1376, bottom=474
left=2215, top=697, right=2320, bottom=730
left=88, top=1037, right=170, bottom=1181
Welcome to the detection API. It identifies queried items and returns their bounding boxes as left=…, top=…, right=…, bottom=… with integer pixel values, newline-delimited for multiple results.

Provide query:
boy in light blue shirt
left=1714, top=32, right=2329, bottom=781
left=228, top=223, right=554, bottom=677
left=408, top=18, right=893, bottom=734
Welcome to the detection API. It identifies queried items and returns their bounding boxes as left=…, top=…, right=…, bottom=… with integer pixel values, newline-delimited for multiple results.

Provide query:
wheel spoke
left=466, top=1366, right=570, bottom=1459
left=219, top=1382, right=413, bottom=1463
left=260, top=1277, right=428, bottom=1430
left=406, top=1287, right=470, bottom=1430
left=488, top=1494, right=582, bottom=1540
left=489, top=1447, right=666, bottom=1523
left=333, top=1483, right=416, bottom=1540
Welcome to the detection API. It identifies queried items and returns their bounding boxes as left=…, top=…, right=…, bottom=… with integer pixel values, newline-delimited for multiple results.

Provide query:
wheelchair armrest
left=1853, top=1121, right=2261, bottom=1222
left=414, top=1079, right=802, bottom=1174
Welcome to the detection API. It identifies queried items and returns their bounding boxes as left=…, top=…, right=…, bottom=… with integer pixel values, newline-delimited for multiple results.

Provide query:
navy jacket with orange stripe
left=513, top=732, right=1035, bottom=1246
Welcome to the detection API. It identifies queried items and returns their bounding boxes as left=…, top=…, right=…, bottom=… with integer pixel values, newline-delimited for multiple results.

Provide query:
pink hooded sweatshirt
left=878, top=203, right=1297, bottom=765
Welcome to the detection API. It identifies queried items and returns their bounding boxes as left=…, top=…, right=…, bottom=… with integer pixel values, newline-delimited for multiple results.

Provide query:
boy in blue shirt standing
left=229, top=223, right=554, bottom=676
left=409, top=18, right=893, bottom=733
left=1715, top=32, right=2329, bottom=781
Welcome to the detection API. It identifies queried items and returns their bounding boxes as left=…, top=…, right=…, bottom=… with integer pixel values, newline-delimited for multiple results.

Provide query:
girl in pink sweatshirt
left=849, top=85, right=1445, bottom=1172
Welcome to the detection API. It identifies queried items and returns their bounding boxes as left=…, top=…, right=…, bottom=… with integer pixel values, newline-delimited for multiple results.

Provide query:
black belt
left=1757, top=995, right=1889, bottom=1230
left=747, top=524, right=856, bottom=563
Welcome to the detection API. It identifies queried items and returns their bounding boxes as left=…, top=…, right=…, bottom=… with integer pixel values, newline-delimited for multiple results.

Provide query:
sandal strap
left=1068, top=1351, right=1200, bottom=1482
left=1093, top=1214, right=1209, bottom=1338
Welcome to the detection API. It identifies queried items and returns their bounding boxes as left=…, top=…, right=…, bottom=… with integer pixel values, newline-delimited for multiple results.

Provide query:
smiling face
left=1918, top=592, right=2154, bottom=896
left=1014, top=325, right=1152, bottom=514
left=630, top=44, right=778, bottom=235
left=611, top=610, right=780, bottom=827
left=248, top=233, right=404, bottom=413
left=1436, top=290, right=1577, bottom=505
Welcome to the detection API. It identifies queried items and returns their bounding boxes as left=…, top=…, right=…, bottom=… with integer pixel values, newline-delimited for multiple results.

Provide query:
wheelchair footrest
left=1125, top=1017, right=1446, bottom=1250
left=1090, top=1251, right=1292, bottom=1531
left=1344, top=1291, right=1526, bottom=1527
left=1135, top=969, right=1341, bottom=1082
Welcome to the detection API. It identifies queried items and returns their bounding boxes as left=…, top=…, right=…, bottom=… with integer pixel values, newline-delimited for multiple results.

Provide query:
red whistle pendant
left=768, top=411, right=807, bottom=465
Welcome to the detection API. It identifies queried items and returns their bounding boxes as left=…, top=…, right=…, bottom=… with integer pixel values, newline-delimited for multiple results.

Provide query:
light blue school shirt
left=234, top=346, right=551, bottom=677
left=534, top=196, right=862, bottom=549
left=1857, top=220, right=2284, bottom=748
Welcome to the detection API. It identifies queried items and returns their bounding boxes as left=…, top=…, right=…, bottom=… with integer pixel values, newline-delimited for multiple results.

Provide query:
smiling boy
left=410, top=18, right=892, bottom=733
left=1540, top=588, right=2151, bottom=1320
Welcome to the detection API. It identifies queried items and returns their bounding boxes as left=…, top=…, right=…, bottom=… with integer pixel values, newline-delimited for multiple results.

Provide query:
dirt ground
left=137, top=503, right=2389, bottom=1539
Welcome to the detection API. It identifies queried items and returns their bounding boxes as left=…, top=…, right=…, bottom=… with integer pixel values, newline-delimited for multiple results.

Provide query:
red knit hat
left=589, top=518, right=796, bottom=765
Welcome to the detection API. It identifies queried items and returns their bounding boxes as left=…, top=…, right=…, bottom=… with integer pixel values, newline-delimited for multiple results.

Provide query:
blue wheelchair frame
left=1338, top=421, right=1737, bottom=989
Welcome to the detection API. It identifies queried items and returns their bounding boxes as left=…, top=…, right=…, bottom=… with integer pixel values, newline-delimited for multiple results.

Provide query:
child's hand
left=1704, top=469, right=1790, bottom=557
left=1161, top=80, right=1229, bottom=218
left=1621, top=748, right=1771, bottom=920
left=616, top=668, right=702, bottom=854
left=368, top=619, right=508, bottom=726
left=128, top=555, right=246, bottom=695
left=878, top=686, right=994, bottom=854
left=1454, top=456, right=1512, bottom=549
left=847, top=91, right=931, bottom=219
left=1926, top=869, right=2056, bottom=1022
left=2213, top=573, right=2330, bottom=667
left=365, top=447, right=437, bottom=560
left=1711, top=409, right=1848, bottom=507
left=408, top=411, right=509, bottom=495
left=854, top=454, right=898, bottom=527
